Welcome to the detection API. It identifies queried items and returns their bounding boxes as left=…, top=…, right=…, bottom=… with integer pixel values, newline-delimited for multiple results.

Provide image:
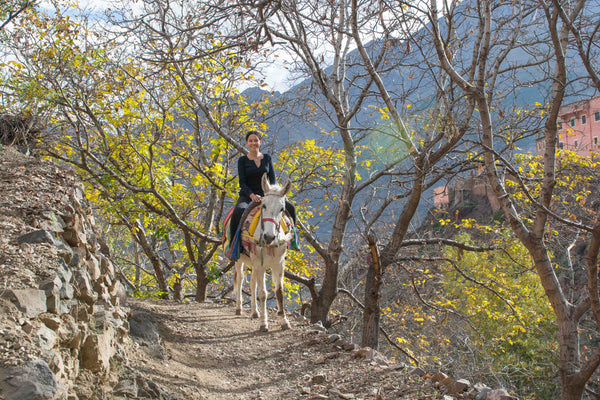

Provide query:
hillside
left=0, top=145, right=520, bottom=399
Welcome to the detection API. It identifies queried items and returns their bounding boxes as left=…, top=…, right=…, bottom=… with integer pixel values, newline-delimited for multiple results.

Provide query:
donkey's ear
left=261, top=173, right=270, bottom=193
left=282, top=178, right=291, bottom=196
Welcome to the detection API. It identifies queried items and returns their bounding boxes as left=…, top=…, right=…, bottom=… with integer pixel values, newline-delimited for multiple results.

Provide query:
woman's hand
left=250, top=193, right=261, bottom=203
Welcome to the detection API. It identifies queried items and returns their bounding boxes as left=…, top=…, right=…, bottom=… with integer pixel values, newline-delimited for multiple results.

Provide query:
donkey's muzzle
left=263, top=233, right=276, bottom=244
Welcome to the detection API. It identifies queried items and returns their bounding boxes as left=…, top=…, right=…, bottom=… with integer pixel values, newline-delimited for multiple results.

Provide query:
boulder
left=86, top=255, right=101, bottom=282
left=72, top=269, right=97, bottom=305
left=98, top=254, right=115, bottom=280
left=56, top=262, right=74, bottom=300
left=85, top=229, right=99, bottom=253
left=1, top=289, right=47, bottom=318
left=129, top=311, right=160, bottom=344
left=39, top=314, right=61, bottom=331
left=445, top=378, right=471, bottom=394
left=39, top=276, right=62, bottom=297
left=46, top=294, right=60, bottom=314
left=0, top=359, right=58, bottom=400
left=62, top=214, right=87, bottom=247
left=431, top=372, right=448, bottom=383
left=53, top=241, right=73, bottom=265
left=16, top=229, right=56, bottom=246
left=79, top=328, right=116, bottom=372
left=36, top=325, right=58, bottom=351
left=109, top=281, right=127, bottom=307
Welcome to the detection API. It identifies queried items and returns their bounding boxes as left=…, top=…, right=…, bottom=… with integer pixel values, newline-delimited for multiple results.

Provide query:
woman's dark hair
left=245, top=130, right=262, bottom=141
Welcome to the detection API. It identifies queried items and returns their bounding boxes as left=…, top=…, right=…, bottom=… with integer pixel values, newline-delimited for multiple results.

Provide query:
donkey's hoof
left=235, top=309, right=242, bottom=316
left=281, top=321, right=291, bottom=330
left=251, top=311, right=260, bottom=319
left=259, top=324, right=269, bottom=332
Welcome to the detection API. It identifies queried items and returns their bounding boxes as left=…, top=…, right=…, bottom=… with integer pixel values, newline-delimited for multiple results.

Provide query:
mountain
left=244, top=1, right=598, bottom=154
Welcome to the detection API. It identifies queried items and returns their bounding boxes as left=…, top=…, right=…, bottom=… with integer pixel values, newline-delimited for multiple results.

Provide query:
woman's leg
left=285, top=200, right=297, bottom=224
left=285, top=200, right=299, bottom=250
left=230, top=198, right=251, bottom=240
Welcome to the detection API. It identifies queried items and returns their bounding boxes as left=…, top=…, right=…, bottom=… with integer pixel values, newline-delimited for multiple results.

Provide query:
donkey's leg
left=256, top=267, right=269, bottom=332
left=249, top=265, right=259, bottom=319
left=233, top=260, right=244, bottom=315
left=272, top=262, right=291, bottom=330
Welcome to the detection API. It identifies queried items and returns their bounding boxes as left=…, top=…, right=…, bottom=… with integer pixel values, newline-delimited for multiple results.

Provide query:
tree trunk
left=361, top=234, right=382, bottom=349
left=195, top=263, right=209, bottom=302
left=311, top=259, right=340, bottom=326
left=194, top=185, right=219, bottom=303
left=133, top=239, right=142, bottom=289
left=561, top=387, right=585, bottom=400
left=558, top=314, right=585, bottom=400
left=312, top=161, right=355, bottom=325
left=173, top=278, right=183, bottom=302
left=133, top=220, right=169, bottom=299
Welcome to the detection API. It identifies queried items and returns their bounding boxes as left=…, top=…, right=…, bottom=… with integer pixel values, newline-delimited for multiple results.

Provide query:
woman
left=229, top=130, right=296, bottom=245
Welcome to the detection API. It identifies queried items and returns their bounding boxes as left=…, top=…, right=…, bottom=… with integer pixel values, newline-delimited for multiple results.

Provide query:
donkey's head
left=259, top=173, right=291, bottom=245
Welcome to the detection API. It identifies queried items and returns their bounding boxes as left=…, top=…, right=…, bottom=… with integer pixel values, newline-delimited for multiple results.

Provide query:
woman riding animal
left=232, top=174, right=293, bottom=331
left=225, top=130, right=298, bottom=331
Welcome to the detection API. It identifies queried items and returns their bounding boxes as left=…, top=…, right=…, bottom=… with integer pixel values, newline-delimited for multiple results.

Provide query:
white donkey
left=233, top=174, right=293, bottom=331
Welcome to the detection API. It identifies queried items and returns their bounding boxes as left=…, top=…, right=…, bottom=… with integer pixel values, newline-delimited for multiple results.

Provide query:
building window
left=574, top=139, right=579, bottom=148
left=558, top=122, right=563, bottom=130
left=595, top=111, right=600, bottom=121
left=570, top=117, right=576, bottom=127
left=558, top=142, right=564, bottom=149
left=594, top=137, right=599, bottom=146
left=582, top=115, right=587, bottom=125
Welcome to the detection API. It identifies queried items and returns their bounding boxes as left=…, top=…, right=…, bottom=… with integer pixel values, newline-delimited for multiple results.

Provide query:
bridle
left=259, top=194, right=284, bottom=246
left=261, top=217, right=281, bottom=231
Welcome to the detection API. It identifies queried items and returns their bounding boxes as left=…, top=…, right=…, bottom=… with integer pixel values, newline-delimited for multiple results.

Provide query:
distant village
left=434, top=95, right=600, bottom=211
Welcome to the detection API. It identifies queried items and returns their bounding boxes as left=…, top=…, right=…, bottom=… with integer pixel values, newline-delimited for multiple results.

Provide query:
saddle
left=222, top=202, right=297, bottom=261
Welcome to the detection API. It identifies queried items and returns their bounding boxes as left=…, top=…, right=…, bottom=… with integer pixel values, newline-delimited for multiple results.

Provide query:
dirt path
left=125, top=298, right=440, bottom=400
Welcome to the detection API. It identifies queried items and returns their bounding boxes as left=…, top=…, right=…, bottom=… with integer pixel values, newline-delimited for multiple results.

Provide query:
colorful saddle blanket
left=222, top=204, right=297, bottom=261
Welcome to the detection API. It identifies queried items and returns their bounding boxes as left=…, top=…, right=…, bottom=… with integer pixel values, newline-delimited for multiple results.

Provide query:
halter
left=261, top=217, right=281, bottom=231
left=259, top=195, right=284, bottom=247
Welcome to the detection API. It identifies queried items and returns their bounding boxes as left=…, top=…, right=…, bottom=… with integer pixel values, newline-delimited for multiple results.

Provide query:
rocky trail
left=125, top=298, right=441, bottom=400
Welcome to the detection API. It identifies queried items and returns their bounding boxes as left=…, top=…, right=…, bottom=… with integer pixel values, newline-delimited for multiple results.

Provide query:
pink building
left=433, top=186, right=450, bottom=210
left=437, top=96, right=600, bottom=210
left=432, top=175, right=500, bottom=212
left=537, top=96, right=600, bottom=158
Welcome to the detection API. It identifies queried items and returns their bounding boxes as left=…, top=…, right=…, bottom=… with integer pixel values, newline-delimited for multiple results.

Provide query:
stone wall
left=0, top=146, right=128, bottom=400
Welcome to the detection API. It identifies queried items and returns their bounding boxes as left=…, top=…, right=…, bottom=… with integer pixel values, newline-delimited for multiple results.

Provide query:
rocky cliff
left=0, top=146, right=129, bottom=399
